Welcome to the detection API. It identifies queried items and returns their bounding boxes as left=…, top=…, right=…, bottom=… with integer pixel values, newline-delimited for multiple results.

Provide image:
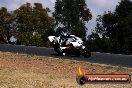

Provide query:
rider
left=60, top=31, right=71, bottom=47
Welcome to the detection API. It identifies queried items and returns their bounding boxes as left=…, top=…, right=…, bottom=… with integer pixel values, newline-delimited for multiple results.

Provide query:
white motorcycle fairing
left=48, top=36, right=55, bottom=42
left=48, top=34, right=91, bottom=58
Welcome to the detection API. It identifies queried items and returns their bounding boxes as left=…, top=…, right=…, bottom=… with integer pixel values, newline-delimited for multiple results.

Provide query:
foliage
left=86, top=32, right=112, bottom=53
left=13, top=3, right=55, bottom=46
left=93, top=0, right=132, bottom=54
left=53, top=0, right=92, bottom=41
left=0, top=7, right=14, bottom=44
left=0, top=3, right=55, bottom=47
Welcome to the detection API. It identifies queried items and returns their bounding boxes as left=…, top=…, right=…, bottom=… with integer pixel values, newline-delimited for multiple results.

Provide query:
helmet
left=61, top=31, right=67, bottom=37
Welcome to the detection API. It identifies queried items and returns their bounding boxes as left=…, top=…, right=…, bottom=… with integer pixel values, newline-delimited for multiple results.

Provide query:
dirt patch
left=0, top=51, right=132, bottom=88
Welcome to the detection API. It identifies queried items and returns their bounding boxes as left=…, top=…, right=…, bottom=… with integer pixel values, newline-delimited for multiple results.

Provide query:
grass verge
left=0, top=51, right=131, bottom=88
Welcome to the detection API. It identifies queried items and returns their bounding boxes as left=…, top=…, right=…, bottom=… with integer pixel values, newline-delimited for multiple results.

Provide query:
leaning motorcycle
left=48, top=34, right=91, bottom=58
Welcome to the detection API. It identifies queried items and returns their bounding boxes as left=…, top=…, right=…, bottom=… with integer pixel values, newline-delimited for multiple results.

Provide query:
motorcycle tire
left=81, top=49, right=91, bottom=58
left=54, top=48, right=64, bottom=55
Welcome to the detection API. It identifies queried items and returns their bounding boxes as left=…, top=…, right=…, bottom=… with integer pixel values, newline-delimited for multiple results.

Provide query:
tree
left=13, top=3, right=33, bottom=45
left=14, top=3, right=55, bottom=46
left=86, top=32, right=101, bottom=51
left=96, top=0, right=132, bottom=54
left=54, top=0, right=92, bottom=40
left=33, top=3, right=54, bottom=34
left=0, top=7, right=13, bottom=44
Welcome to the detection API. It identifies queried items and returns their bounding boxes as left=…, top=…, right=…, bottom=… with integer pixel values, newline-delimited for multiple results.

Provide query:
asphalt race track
left=0, top=44, right=132, bottom=68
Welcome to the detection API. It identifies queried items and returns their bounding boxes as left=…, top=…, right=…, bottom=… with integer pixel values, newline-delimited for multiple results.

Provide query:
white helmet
left=61, top=31, right=67, bottom=37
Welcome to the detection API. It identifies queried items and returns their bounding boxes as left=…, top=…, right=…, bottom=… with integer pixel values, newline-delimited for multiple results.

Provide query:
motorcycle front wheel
left=52, top=41, right=63, bottom=55
left=54, top=47, right=64, bottom=55
left=81, top=49, right=91, bottom=58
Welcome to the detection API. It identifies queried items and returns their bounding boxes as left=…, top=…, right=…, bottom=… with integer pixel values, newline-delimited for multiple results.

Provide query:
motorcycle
left=48, top=34, right=91, bottom=58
